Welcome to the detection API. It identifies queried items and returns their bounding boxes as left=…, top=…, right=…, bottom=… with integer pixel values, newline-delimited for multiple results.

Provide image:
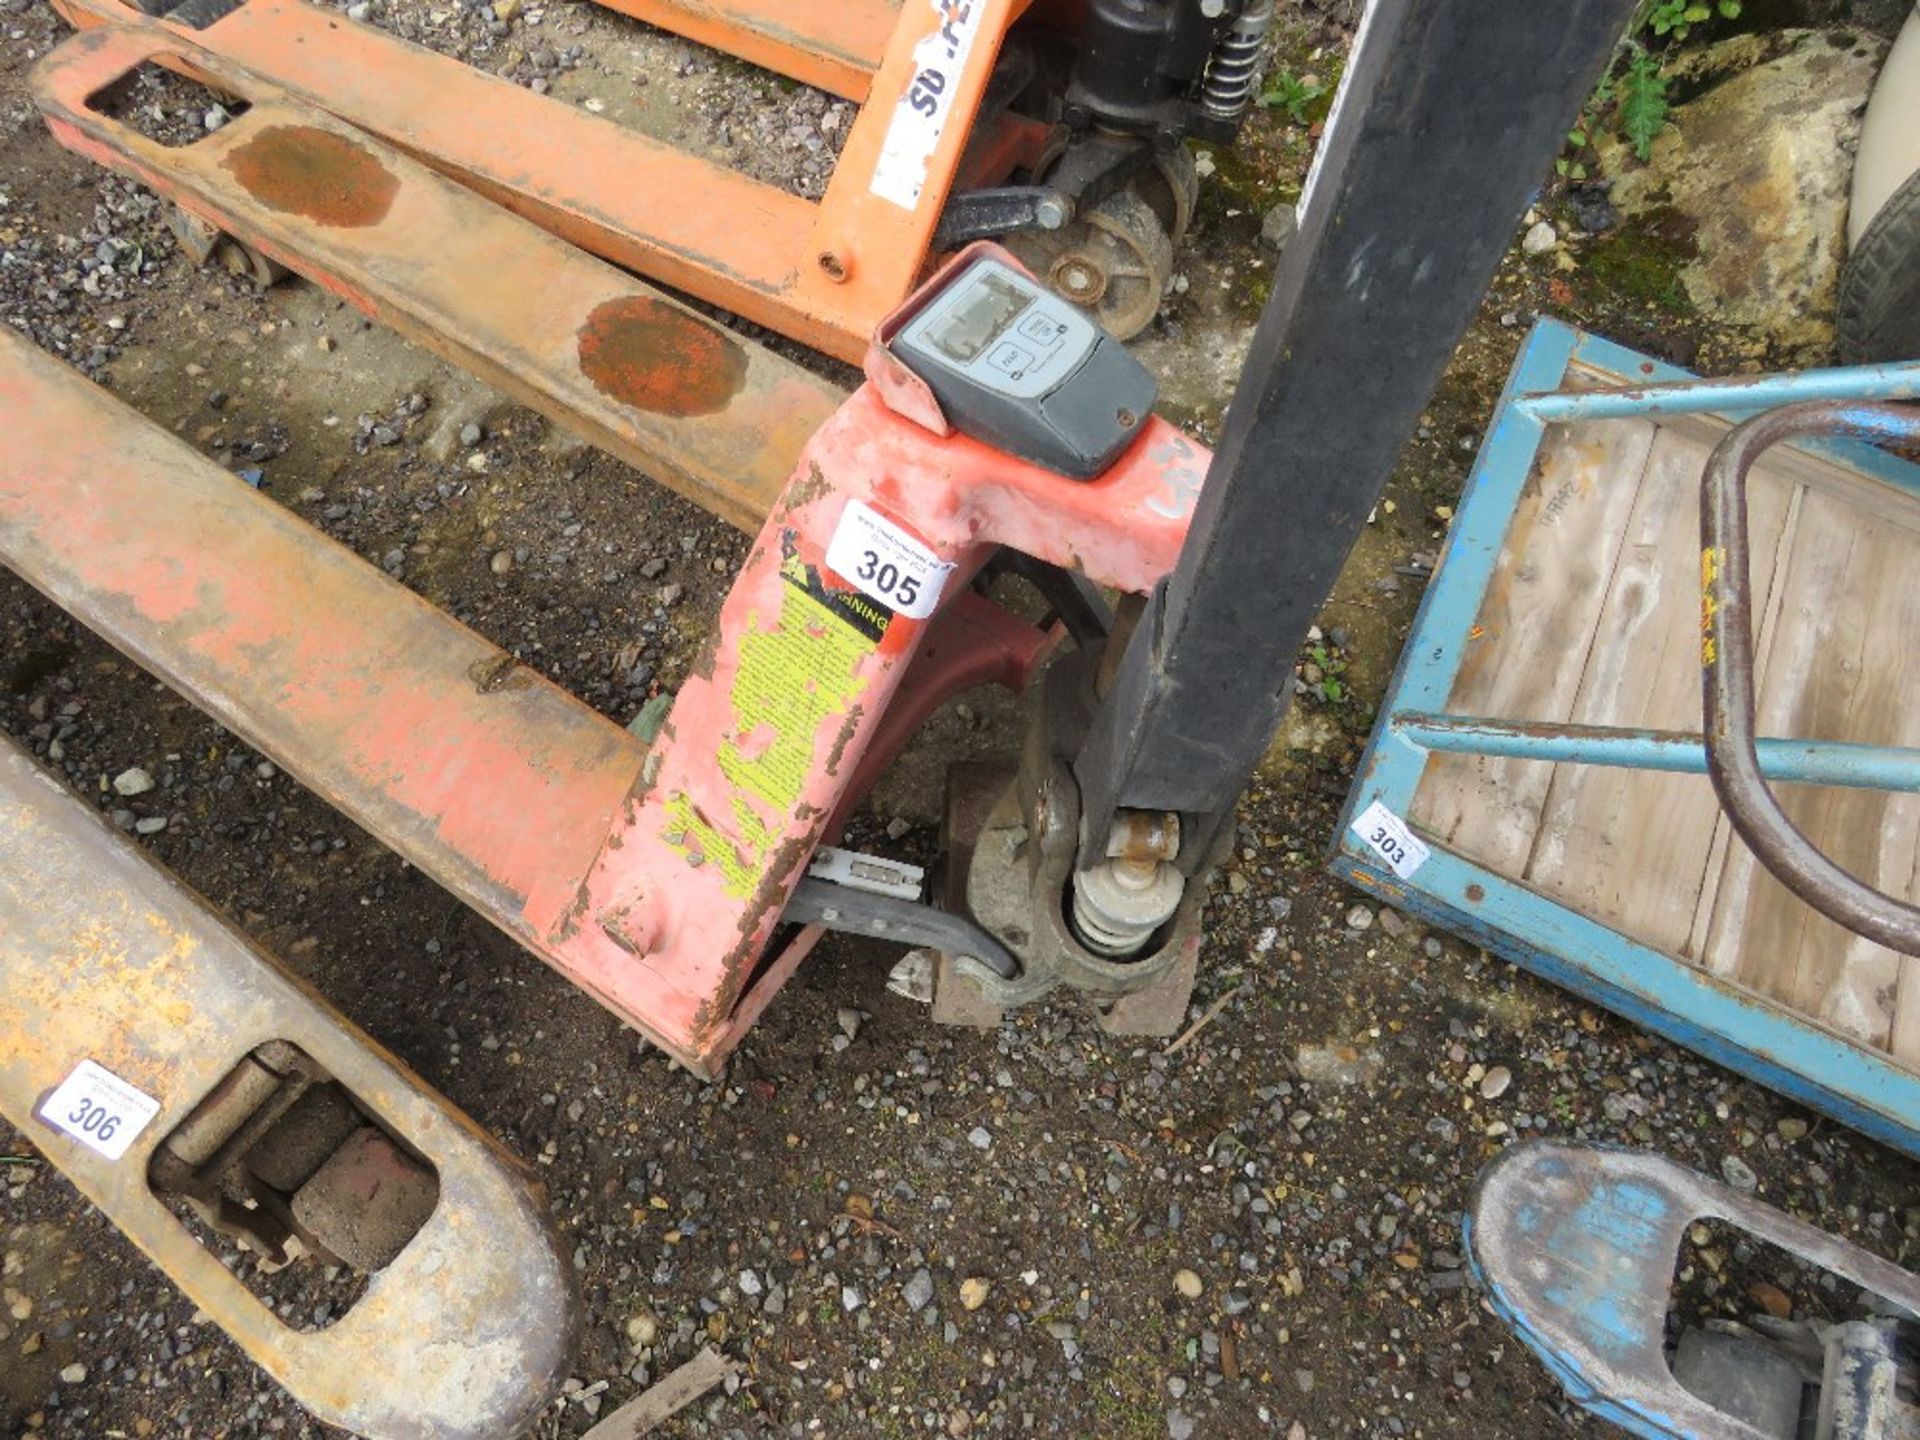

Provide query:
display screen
left=925, top=271, right=1033, bottom=363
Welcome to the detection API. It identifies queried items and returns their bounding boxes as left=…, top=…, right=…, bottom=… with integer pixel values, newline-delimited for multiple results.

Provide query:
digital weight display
left=924, top=270, right=1034, bottom=363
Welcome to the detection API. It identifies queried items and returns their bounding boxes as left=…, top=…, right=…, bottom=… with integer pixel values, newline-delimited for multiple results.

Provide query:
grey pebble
left=112, top=766, right=155, bottom=797
left=903, top=1269, right=934, bottom=1313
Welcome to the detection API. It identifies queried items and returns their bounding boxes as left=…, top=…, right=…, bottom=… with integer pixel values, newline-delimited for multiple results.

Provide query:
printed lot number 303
left=1368, top=825, right=1413, bottom=869
left=1348, top=799, right=1431, bottom=880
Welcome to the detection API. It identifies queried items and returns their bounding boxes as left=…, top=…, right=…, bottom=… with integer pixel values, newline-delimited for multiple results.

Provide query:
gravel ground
left=3, top=1, right=1918, bottom=1437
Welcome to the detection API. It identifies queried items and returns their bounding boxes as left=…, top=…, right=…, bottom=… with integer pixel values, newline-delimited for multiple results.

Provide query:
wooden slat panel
left=1519, top=425, right=1795, bottom=954
left=1684, top=485, right=1806, bottom=961
left=1409, top=418, right=1658, bottom=870
left=1896, top=947, right=1920, bottom=1063
left=1700, top=490, right=1920, bottom=1052
left=1687, top=488, right=1842, bottom=977
left=1408, top=381, right=1920, bottom=1071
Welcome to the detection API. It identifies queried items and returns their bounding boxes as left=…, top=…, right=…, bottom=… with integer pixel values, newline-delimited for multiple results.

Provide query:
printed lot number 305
left=852, top=549, right=921, bottom=609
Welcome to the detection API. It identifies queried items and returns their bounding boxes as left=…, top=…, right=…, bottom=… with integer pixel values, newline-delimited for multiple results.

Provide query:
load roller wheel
left=1132, top=143, right=1200, bottom=250
left=1006, top=189, right=1173, bottom=341
left=220, top=237, right=291, bottom=291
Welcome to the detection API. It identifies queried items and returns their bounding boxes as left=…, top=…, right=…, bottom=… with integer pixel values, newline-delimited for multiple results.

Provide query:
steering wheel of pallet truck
left=1840, top=2, right=1920, bottom=361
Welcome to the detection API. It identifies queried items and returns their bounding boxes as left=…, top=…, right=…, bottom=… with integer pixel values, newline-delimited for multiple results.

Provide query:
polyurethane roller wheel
left=1838, top=166, right=1920, bottom=362
left=1005, top=189, right=1174, bottom=341
left=1132, top=144, right=1201, bottom=251
left=220, top=237, right=291, bottom=292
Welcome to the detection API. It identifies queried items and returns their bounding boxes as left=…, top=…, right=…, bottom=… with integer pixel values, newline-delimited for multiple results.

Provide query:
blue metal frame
left=1462, top=1212, right=1688, bottom=1440
left=1333, top=320, right=1920, bottom=1159
left=1396, top=713, right=1920, bottom=792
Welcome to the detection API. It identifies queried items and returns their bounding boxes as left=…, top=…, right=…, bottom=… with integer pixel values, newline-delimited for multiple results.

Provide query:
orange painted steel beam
left=48, top=0, right=1028, bottom=364
left=34, top=25, right=841, bottom=532
left=0, top=324, right=647, bottom=972
left=50, top=0, right=874, bottom=360
left=589, top=0, right=902, bottom=100
left=791, top=0, right=1023, bottom=334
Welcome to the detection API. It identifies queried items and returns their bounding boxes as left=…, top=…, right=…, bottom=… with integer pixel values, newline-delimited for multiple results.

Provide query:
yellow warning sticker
left=663, top=554, right=880, bottom=898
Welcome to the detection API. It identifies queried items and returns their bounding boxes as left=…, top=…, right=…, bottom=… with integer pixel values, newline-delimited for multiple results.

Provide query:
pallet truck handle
left=1700, top=399, right=1920, bottom=955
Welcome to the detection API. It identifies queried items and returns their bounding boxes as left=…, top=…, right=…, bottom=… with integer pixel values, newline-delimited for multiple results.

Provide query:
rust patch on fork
left=576, top=295, right=749, bottom=418
left=223, top=125, right=399, bottom=228
left=466, top=652, right=525, bottom=694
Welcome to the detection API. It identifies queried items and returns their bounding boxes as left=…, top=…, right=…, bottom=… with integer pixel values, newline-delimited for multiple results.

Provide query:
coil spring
left=1199, top=0, right=1275, bottom=123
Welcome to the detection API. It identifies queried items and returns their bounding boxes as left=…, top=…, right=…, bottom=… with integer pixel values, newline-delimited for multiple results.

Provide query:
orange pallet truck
left=56, top=0, right=1282, bottom=348
left=0, top=0, right=1635, bottom=1432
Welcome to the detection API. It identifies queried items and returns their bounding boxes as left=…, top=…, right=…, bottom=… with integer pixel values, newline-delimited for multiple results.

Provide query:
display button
left=1017, top=312, right=1067, bottom=348
left=986, top=341, right=1038, bottom=380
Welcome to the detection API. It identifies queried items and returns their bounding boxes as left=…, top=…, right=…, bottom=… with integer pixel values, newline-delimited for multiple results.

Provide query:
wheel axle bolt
left=1034, top=195, right=1070, bottom=231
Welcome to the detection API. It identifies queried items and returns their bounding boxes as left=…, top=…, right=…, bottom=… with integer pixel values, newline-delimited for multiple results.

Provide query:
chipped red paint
left=14, top=28, right=1214, bottom=1075
left=577, top=295, right=750, bottom=418
left=557, top=391, right=1207, bottom=1066
left=823, top=590, right=1059, bottom=843
left=0, top=329, right=645, bottom=945
left=223, top=124, right=400, bottom=228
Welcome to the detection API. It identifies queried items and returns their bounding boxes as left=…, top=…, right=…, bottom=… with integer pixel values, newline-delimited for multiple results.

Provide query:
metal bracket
left=938, top=652, right=1220, bottom=1023
left=933, top=185, right=1074, bottom=249
left=783, top=876, right=1022, bottom=981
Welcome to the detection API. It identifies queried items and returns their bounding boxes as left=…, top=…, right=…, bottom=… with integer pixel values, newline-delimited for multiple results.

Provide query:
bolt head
left=1033, top=195, right=1069, bottom=230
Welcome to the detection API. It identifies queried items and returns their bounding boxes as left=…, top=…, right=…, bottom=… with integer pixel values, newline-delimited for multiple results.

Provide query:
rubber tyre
left=1838, top=165, right=1920, bottom=363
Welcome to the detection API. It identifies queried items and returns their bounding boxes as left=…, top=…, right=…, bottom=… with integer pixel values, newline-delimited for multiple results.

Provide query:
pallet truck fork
left=48, top=0, right=1282, bottom=352
left=0, top=731, right=578, bottom=1440
left=1471, top=1142, right=1920, bottom=1440
left=2, top=0, right=1640, bottom=1431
